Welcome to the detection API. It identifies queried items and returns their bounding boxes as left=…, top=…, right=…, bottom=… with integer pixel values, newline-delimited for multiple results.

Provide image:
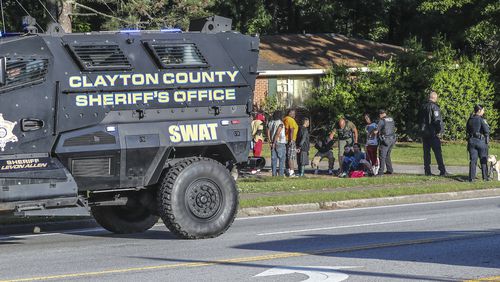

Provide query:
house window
left=270, top=76, right=316, bottom=108
left=277, top=78, right=293, bottom=108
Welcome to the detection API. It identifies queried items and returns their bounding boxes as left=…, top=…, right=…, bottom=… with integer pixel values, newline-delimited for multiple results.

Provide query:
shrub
left=431, top=56, right=498, bottom=140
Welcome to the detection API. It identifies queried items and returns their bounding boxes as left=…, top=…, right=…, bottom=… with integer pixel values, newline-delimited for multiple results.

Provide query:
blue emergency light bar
left=160, top=28, right=182, bottom=33
left=119, top=29, right=141, bottom=34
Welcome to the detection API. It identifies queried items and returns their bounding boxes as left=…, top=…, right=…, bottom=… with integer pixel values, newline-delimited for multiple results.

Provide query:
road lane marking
left=236, top=195, right=500, bottom=221
left=0, top=224, right=167, bottom=241
left=465, top=276, right=500, bottom=282
left=257, top=218, right=428, bottom=236
left=1, top=195, right=499, bottom=241
left=255, top=266, right=357, bottom=282
left=3, top=230, right=499, bottom=282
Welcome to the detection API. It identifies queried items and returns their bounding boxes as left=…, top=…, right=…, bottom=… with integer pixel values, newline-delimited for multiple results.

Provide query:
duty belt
left=469, top=132, right=484, bottom=139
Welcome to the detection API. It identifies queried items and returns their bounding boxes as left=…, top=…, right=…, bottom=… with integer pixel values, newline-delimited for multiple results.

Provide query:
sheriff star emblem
left=0, top=114, right=18, bottom=152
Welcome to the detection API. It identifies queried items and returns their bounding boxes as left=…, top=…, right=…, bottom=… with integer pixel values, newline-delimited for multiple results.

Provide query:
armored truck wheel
left=91, top=205, right=159, bottom=234
left=158, top=157, right=238, bottom=239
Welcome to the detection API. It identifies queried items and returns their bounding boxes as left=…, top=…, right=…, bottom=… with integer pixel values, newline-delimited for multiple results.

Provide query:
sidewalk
left=262, top=158, right=468, bottom=175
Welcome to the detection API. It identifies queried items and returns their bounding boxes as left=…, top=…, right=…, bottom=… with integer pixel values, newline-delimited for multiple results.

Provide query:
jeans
left=271, top=143, right=286, bottom=176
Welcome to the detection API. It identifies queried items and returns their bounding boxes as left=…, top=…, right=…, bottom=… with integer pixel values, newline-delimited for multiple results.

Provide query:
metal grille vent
left=145, top=42, right=208, bottom=68
left=72, top=158, right=111, bottom=177
left=0, top=58, right=48, bottom=91
left=63, top=131, right=116, bottom=147
left=66, top=43, right=131, bottom=71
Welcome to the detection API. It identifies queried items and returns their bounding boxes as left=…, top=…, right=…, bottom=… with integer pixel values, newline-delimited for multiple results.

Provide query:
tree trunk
left=58, top=0, right=72, bottom=33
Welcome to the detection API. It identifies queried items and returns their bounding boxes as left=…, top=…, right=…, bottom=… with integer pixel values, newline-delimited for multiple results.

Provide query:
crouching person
left=341, top=143, right=373, bottom=177
left=311, top=131, right=335, bottom=175
left=297, top=118, right=310, bottom=177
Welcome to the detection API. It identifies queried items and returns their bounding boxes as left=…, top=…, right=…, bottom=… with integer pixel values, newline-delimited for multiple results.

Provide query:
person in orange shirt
left=283, top=109, right=299, bottom=177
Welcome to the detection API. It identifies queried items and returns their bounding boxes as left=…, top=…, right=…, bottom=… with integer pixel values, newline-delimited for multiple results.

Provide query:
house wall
left=253, top=77, right=268, bottom=106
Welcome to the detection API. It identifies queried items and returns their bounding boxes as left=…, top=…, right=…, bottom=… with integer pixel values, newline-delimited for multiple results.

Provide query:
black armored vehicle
left=0, top=16, right=259, bottom=239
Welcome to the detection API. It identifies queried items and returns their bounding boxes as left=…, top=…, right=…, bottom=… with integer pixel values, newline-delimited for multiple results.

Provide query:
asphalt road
left=1, top=197, right=500, bottom=282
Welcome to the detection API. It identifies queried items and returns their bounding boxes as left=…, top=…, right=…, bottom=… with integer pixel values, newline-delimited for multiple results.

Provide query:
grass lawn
left=238, top=174, right=500, bottom=208
left=238, top=174, right=446, bottom=193
left=239, top=181, right=499, bottom=208
left=260, top=141, right=500, bottom=166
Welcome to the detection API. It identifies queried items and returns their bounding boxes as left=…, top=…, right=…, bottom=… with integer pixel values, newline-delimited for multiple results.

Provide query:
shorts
left=286, top=142, right=297, bottom=161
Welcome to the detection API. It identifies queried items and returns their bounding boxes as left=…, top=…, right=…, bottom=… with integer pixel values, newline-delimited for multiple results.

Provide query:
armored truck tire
left=158, top=157, right=238, bottom=239
left=91, top=205, right=160, bottom=234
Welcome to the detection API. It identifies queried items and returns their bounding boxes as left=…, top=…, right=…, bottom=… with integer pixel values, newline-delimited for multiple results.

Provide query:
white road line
left=0, top=227, right=105, bottom=240
left=257, top=218, right=428, bottom=236
left=0, top=195, right=498, bottom=240
left=237, top=195, right=500, bottom=221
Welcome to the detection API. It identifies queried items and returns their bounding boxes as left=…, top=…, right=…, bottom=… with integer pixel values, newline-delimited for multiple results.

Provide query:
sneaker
left=373, top=165, right=380, bottom=175
left=328, top=169, right=333, bottom=175
left=340, top=172, right=347, bottom=178
left=439, top=172, right=451, bottom=177
left=288, top=169, right=295, bottom=177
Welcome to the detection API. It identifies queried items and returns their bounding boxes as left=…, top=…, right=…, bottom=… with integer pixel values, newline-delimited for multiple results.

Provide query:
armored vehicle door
left=0, top=35, right=78, bottom=205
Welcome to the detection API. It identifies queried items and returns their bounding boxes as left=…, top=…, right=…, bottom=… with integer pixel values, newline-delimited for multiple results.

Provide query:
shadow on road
left=124, top=229, right=500, bottom=281
left=77, top=229, right=178, bottom=240
left=233, top=229, right=500, bottom=269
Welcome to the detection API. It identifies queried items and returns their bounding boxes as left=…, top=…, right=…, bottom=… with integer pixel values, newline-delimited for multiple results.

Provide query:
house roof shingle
left=258, top=33, right=404, bottom=72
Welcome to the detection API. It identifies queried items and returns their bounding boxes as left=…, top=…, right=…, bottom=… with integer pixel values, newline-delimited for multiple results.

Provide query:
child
left=340, top=145, right=355, bottom=177
left=351, top=143, right=373, bottom=175
left=296, top=118, right=310, bottom=177
left=251, top=113, right=266, bottom=157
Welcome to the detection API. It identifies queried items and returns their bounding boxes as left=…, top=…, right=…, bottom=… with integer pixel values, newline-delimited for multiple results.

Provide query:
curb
left=238, top=188, right=500, bottom=217
left=1, top=188, right=500, bottom=235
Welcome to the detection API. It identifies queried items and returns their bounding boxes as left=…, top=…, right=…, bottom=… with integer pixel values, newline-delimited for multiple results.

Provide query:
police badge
left=0, top=114, right=18, bottom=152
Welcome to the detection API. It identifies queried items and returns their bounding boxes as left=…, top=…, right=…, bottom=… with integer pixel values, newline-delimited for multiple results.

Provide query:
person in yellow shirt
left=283, top=109, right=299, bottom=176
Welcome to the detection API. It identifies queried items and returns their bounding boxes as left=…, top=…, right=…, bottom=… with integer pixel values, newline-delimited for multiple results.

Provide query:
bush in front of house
left=431, top=56, right=498, bottom=140
left=308, top=38, right=498, bottom=141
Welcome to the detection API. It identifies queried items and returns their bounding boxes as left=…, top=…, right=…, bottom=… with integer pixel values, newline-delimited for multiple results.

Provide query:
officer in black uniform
left=419, top=91, right=448, bottom=176
left=375, top=109, right=396, bottom=176
left=466, top=104, right=490, bottom=182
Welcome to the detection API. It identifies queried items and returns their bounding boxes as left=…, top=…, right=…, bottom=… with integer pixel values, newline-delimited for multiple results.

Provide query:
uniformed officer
left=374, top=109, right=396, bottom=176
left=419, top=91, right=448, bottom=176
left=466, top=104, right=490, bottom=182
left=329, top=117, right=358, bottom=174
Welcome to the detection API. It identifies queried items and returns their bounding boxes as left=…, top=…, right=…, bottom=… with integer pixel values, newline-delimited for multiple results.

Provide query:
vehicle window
left=144, top=42, right=208, bottom=68
left=66, top=43, right=131, bottom=71
left=0, top=58, right=48, bottom=92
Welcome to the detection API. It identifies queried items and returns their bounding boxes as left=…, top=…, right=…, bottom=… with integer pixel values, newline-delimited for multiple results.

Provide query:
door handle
left=21, top=118, right=44, bottom=132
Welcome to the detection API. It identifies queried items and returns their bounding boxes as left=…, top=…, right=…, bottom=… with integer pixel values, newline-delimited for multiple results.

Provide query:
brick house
left=254, top=34, right=404, bottom=109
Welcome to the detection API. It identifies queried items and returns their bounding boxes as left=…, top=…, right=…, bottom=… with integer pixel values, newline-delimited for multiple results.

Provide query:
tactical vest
left=381, top=117, right=395, bottom=136
left=337, top=122, right=354, bottom=141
